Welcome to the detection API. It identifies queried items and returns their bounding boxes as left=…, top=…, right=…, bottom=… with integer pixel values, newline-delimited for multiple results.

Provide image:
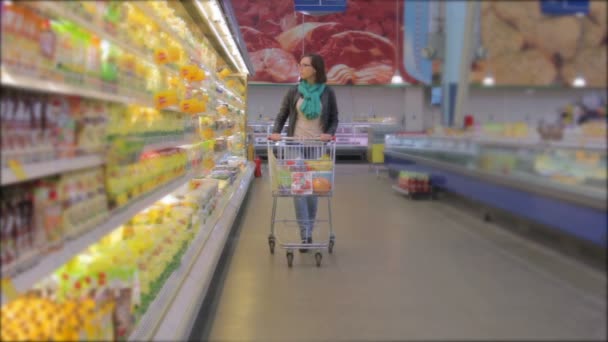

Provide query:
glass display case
left=385, top=134, right=607, bottom=202
left=384, top=134, right=607, bottom=246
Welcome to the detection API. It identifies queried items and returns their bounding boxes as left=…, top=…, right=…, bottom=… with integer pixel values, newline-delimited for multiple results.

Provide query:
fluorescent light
left=194, top=0, right=249, bottom=75
left=482, top=74, right=495, bottom=86
left=160, top=194, right=178, bottom=205
left=572, top=75, right=586, bottom=87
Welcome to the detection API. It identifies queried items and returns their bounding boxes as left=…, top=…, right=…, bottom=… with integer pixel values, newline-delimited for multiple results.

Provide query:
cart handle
left=267, top=135, right=336, bottom=142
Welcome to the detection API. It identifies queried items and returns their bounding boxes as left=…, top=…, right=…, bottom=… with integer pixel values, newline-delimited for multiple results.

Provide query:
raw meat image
left=232, top=0, right=417, bottom=85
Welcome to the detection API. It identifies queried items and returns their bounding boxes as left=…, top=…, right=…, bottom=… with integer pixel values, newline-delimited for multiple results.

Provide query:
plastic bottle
left=86, top=35, right=102, bottom=87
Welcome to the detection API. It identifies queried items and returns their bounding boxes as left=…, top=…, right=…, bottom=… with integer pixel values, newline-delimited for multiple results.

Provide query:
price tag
left=8, top=159, right=27, bottom=181
left=1, top=277, right=20, bottom=302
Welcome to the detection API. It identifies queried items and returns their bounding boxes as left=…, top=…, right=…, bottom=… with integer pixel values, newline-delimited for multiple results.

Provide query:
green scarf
left=297, top=80, right=326, bottom=120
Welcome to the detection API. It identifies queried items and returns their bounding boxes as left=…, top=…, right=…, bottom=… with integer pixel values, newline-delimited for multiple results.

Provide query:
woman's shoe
left=300, top=239, right=308, bottom=253
left=299, top=239, right=308, bottom=253
left=299, top=237, right=313, bottom=253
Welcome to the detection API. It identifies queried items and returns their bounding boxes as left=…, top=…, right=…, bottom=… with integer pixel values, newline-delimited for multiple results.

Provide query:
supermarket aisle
left=196, top=164, right=607, bottom=341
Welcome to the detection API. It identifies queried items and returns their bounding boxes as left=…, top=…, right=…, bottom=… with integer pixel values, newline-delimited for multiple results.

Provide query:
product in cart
left=312, top=172, right=332, bottom=194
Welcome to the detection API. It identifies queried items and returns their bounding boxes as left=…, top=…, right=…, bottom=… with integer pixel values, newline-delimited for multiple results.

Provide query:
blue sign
left=294, top=0, right=347, bottom=15
left=540, top=0, right=589, bottom=15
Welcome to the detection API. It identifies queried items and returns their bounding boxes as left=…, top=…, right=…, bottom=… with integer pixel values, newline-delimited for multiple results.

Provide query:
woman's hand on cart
left=269, top=133, right=282, bottom=141
left=319, top=134, right=333, bottom=142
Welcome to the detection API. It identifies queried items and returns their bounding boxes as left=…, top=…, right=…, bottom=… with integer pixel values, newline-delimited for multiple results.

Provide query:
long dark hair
left=302, top=53, right=327, bottom=84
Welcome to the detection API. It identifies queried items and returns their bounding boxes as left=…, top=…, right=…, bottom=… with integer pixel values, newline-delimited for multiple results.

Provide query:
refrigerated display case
left=249, top=122, right=398, bottom=159
left=0, top=1, right=253, bottom=340
left=384, top=134, right=607, bottom=247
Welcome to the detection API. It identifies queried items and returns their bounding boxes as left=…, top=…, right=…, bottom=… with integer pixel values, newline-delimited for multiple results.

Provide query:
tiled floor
left=196, top=164, right=606, bottom=341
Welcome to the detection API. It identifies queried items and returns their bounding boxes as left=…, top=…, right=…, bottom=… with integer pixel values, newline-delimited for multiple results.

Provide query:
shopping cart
left=267, top=137, right=336, bottom=267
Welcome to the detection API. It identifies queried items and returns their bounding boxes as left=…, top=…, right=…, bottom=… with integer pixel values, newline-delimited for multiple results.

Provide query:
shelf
left=1, top=66, right=154, bottom=107
left=1, top=154, right=105, bottom=186
left=131, top=3, right=206, bottom=71
left=141, top=139, right=193, bottom=154
left=128, top=163, right=254, bottom=341
left=132, top=2, right=200, bottom=64
left=4, top=172, right=194, bottom=296
left=33, top=2, right=177, bottom=78
left=130, top=3, right=242, bottom=99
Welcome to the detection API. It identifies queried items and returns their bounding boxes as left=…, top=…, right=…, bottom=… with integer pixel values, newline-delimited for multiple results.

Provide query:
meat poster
left=233, top=0, right=418, bottom=85
left=471, top=1, right=607, bottom=87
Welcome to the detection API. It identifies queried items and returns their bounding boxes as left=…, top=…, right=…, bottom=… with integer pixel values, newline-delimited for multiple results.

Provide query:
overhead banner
left=403, top=0, right=432, bottom=85
left=232, top=0, right=418, bottom=85
left=471, top=1, right=606, bottom=87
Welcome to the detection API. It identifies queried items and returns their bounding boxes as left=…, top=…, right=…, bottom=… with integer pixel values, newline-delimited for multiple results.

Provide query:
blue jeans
left=294, top=196, right=318, bottom=240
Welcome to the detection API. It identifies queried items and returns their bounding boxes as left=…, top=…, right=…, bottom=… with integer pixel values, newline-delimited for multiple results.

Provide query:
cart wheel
left=268, top=236, right=276, bottom=254
left=286, top=251, right=294, bottom=267
left=315, top=253, right=322, bottom=267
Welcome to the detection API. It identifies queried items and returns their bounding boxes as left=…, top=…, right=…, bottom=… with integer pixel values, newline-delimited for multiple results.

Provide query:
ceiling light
left=482, top=74, right=495, bottom=86
left=391, top=71, right=404, bottom=84
left=572, top=75, right=586, bottom=87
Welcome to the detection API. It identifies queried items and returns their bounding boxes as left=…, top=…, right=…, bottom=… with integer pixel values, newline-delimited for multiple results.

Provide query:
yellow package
left=154, top=90, right=178, bottom=109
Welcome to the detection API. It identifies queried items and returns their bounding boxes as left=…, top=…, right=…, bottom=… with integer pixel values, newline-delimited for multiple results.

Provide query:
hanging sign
left=294, top=0, right=347, bottom=15
left=540, top=0, right=589, bottom=15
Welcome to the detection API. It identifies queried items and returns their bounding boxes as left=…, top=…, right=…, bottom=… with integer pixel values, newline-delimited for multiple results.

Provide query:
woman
left=270, top=53, right=339, bottom=252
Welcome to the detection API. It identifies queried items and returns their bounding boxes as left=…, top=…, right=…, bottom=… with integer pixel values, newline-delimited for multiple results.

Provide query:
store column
left=441, top=1, right=476, bottom=127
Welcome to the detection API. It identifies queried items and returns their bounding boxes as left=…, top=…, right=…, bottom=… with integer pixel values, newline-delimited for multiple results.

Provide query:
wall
left=463, top=87, right=606, bottom=125
left=247, top=84, right=606, bottom=130
left=423, top=87, right=607, bottom=127
left=246, top=85, right=425, bottom=131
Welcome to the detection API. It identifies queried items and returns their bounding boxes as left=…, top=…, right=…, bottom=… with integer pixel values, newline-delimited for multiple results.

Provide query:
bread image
left=583, top=16, right=607, bottom=48
left=491, top=50, right=557, bottom=85
left=493, top=1, right=543, bottom=28
left=477, top=1, right=606, bottom=86
left=481, top=2, right=494, bottom=15
left=590, top=0, right=607, bottom=29
left=584, top=1, right=607, bottom=48
left=562, top=47, right=607, bottom=87
left=481, top=11, right=525, bottom=59
left=524, top=17, right=582, bottom=61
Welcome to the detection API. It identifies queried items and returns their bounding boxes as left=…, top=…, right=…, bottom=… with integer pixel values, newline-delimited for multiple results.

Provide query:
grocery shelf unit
left=129, top=165, right=253, bottom=341
left=1, top=0, right=254, bottom=340
left=384, top=135, right=607, bottom=248
left=5, top=173, right=193, bottom=293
